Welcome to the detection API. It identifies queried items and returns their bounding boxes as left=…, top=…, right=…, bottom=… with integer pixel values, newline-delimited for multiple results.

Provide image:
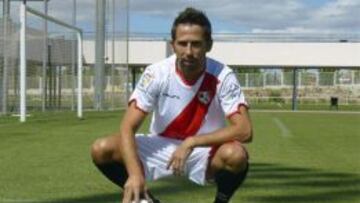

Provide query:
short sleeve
left=218, top=72, right=248, bottom=116
left=129, top=67, right=159, bottom=112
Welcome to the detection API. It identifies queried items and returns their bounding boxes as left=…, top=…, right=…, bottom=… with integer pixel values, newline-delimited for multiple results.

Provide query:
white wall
left=209, top=42, right=360, bottom=67
left=128, top=41, right=168, bottom=64
left=83, top=40, right=168, bottom=65
left=83, top=40, right=360, bottom=67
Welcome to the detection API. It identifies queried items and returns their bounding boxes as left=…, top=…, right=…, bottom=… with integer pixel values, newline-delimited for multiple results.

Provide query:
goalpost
left=19, top=3, right=83, bottom=122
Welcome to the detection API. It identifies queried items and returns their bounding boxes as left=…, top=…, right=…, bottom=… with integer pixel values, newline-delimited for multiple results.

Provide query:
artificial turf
left=0, top=110, right=359, bottom=203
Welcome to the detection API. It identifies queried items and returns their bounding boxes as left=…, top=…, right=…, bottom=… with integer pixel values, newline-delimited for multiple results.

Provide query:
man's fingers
left=172, top=159, right=183, bottom=176
left=179, top=159, right=185, bottom=173
left=168, top=149, right=189, bottom=175
left=133, top=188, right=140, bottom=203
left=144, top=191, right=151, bottom=202
left=122, top=187, right=141, bottom=203
left=167, top=156, right=174, bottom=170
left=122, top=187, right=132, bottom=203
left=168, top=158, right=180, bottom=175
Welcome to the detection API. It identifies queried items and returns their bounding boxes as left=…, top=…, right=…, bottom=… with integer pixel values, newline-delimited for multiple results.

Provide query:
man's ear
left=206, top=40, right=213, bottom=52
left=170, top=40, right=175, bottom=52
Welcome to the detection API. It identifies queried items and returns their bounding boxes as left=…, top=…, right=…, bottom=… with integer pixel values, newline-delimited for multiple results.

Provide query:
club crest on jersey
left=198, top=91, right=211, bottom=105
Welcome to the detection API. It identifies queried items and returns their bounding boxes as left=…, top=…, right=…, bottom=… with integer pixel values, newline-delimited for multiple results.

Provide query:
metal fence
left=235, top=69, right=360, bottom=108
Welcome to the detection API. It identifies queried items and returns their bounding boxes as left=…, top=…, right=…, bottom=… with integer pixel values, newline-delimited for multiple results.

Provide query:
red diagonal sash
left=160, top=73, right=218, bottom=140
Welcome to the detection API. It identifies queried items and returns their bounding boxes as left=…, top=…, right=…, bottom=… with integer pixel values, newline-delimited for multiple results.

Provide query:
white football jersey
left=129, top=55, right=247, bottom=140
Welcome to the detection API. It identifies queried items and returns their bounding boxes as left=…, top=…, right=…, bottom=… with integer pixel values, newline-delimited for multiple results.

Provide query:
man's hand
left=167, top=137, right=195, bottom=176
left=122, top=175, right=149, bottom=203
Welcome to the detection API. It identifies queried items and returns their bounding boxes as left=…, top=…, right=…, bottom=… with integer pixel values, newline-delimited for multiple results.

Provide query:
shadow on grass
left=39, top=162, right=360, bottom=203
left=37, top=178, right=204, bottom=203
left=39, top=193, right=119, bottom=203
left=245, top=162, right=360, bottom=203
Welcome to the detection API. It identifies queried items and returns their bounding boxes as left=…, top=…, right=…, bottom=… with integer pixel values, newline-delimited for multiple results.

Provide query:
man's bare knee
left=91, top=138, right=108, bottom=163
left=91, top=136, right=121, bottom=164
left=216, top=143, right=248, bottom=172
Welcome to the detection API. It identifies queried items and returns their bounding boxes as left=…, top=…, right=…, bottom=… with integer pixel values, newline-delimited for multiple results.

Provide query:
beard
left=177, top=58, right=203, bottom=75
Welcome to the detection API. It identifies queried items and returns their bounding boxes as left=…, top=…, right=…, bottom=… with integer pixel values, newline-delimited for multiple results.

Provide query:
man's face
left=172, top=24, right=209, bottom=73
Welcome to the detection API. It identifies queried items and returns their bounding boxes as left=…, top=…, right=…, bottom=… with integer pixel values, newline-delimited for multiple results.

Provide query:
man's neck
left=176, top=66, right=205, bottom=85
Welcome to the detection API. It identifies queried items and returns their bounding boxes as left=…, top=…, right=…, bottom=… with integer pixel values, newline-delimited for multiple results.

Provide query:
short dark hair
left=171, top=7, right=213, bottom=51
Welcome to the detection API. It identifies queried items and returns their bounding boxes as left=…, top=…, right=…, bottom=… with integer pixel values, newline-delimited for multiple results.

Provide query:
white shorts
left=135, top=134, right=211, bottom=185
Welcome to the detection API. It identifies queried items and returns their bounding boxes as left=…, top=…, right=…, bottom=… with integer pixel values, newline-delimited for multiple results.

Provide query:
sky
left=3, top=0, right=360, bottom=35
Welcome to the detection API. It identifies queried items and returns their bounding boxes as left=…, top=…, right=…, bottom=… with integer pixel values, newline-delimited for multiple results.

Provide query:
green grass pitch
left=0, top=110, right=359, bottom=203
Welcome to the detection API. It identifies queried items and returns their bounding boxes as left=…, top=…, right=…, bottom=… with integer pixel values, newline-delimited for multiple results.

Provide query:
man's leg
left=210, top=142, right=249, bottom=203
left=91, top=135, right=160, bottom=202
left=91, top=135, right=128, bottom=187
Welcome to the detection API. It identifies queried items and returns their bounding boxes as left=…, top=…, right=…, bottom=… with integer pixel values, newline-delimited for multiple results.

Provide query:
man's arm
left=119, top=101, right=148, bottom=203
left=189, top=105, right=253, bottom=147
left=167, top=105, right=252, bottom=175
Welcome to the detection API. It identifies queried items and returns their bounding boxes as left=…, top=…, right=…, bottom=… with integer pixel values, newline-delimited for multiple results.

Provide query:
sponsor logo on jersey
left=162, top=93, right=180, bottom=99
left=221, top=82, right=241, bottom=99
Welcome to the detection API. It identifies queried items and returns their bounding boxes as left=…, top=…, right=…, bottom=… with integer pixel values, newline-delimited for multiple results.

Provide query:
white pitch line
left=273, top=117, right=293, bottom=138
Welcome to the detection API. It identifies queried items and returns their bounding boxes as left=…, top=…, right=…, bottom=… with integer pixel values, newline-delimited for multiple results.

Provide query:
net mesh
left=102, top=0, right=129, bottom=109
left=82, top=0, right=129, bottom=110
left=25, top=10, right=76, bottom=112
left=1, top=10, right=21, bottom=114
left=1, top=0, right=129, bottom=115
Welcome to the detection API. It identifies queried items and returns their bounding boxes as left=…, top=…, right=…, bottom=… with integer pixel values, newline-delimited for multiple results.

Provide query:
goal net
left=1, top=3, right=83, bottom=122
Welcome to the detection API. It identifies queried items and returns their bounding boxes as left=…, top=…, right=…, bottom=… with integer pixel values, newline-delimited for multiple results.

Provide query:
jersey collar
left=175, top=66, right=205, bottom=86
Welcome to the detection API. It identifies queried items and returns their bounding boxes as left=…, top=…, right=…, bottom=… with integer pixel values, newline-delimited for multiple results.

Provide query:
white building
left=82, top=39, right=360, bottom=69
